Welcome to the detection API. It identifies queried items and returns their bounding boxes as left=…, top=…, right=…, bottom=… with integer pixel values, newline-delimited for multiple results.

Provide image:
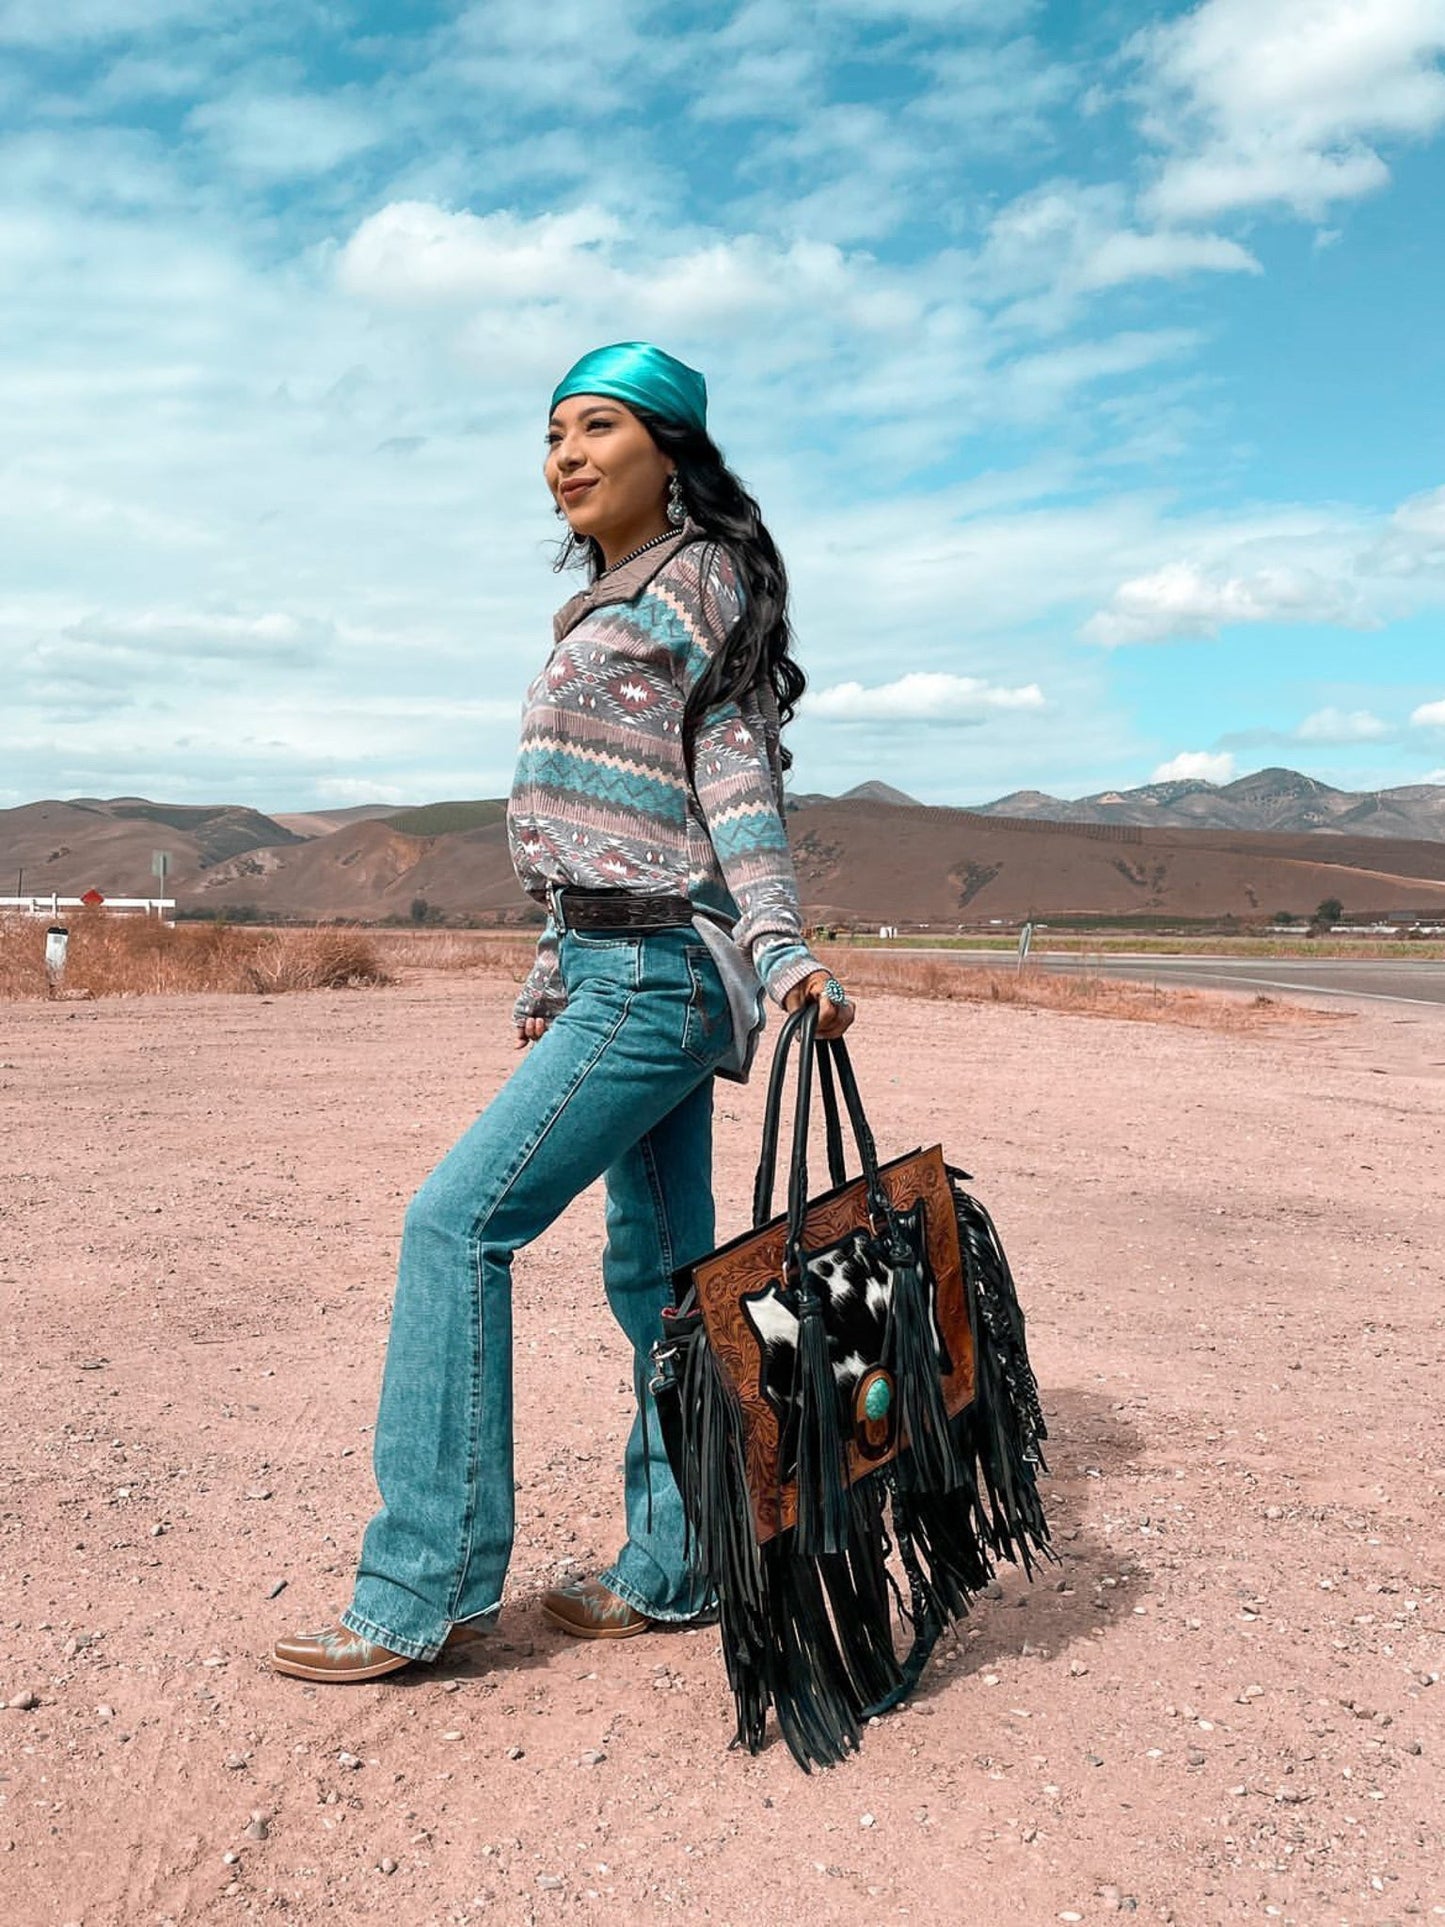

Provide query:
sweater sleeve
left=512, top=917, right=566, bottom=1025
left=672, top=544, right=824, bottom=1006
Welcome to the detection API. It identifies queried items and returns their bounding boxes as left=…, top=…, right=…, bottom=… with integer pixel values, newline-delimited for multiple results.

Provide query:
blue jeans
left=341, top=926, right=732, bottom=1660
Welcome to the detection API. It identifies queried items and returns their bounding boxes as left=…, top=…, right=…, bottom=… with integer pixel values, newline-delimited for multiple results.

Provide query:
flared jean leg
left=597, top=1078, right=716, bottom=1621
left=341, top=928, right=732, bottom=1660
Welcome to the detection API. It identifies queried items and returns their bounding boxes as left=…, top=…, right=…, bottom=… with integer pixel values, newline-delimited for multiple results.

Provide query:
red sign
left=81, top=889, right=105, bottom=905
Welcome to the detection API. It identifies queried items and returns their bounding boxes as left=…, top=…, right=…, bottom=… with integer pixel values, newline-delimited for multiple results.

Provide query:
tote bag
left=651, top=1002, right=1052, bottom=1769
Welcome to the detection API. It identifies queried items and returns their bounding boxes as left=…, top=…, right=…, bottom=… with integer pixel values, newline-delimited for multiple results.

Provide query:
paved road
left=913, top=950, right=1445, bottom=1009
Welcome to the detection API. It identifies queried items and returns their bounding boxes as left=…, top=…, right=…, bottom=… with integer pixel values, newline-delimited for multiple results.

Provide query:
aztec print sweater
left=508, top=526, right=821, bottom=1023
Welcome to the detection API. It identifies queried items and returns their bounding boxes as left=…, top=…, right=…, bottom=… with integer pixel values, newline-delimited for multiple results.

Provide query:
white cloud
left=0, top=0, right=211, bottom=45
left=187, top=91, right=383, bottom=181
left=336, top=202, right=623, bottom=306
left=1422, top=767, right=1445, bottom=782
left=1411, top=697, right=1445, bottom=727
left=1084, top=560, right=1375, bottom=646
left=1296, top=706, right=1390, bottom=742
left=1133, top=0, right=1445, bottom=221
left=1151, top=750, right=1237, bottom=783
left=975, top=180, right=1261, bottom=333
left=1074, top=227, right=1261, bottom=290
left=809, top=672, right=1045, bottom=722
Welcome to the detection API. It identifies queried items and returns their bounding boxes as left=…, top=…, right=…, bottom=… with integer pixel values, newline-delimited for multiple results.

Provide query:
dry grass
left=367, top=929, right=535, bottom=978
left=0, top=915, right=1346, bottom=1032
left=822, top=950, right=1344, bottom=1032
left=0, top=913, right=392, bottom=1000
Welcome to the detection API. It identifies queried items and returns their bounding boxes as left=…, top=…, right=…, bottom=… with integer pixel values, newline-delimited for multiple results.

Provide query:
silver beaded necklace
left=599, top=526, right=680, bottom=577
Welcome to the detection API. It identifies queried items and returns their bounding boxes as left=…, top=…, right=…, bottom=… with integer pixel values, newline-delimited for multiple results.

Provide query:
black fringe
left=884, top=1237, right=964, bottom=1494
left=791, top=1286, right=851, bottom=1556
left=660, top=1169, right=1054, bottom=1771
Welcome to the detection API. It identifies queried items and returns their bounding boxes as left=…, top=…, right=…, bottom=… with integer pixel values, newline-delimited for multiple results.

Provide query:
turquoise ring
left=823, top=976, right=848, bottom=1005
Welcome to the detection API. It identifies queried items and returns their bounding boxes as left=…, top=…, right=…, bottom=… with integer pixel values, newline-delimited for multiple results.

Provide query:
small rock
left=1406, top=1739, right=1422, bottom=1755
left=1098, top=1888, right=1122, bottom=1912
left=150, top=1523, right=166, bottom=1538
left=96, top=1704, right=114, bottom=1721
left=442, top=1678, right=460, bottom=1693
left=265, top=1580, right=287, bottom=1601
left=7, top=1691, right=38, bottom=1711
left=337, top=1750, right=361, bottom=1770
left=379, top=1856, right=398, bottom=1875
left=440, top=1730, right=463, bottom=1743
left=1237, top=1683, right=1264, bottom=1703
left=537, top=1873, right=564, bottom=1890
left=245, top=1487, right=272, bottom=1502
left=578, top=1748, right=606, bottom=1766
left=1086, top=1752, right=1104, bottom=1767
left=506, top=1744, right=525, bottom=1760
left=222, top=1849, right=240, bottom=1866
left=1021, top=1825, right=1037, bottom=1842
left=1068, top=1660, right=1089, bottom=1677
left=1187, top=1749, right=1206, bottom=1767
left=859, top=1812, right=875, bottom=1828
left=224, top=1752, right=249, bottom=1771
left=246, top=1811, right=270, bottom=1841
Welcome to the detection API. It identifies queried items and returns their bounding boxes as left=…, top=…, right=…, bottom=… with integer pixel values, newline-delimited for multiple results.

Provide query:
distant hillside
left=975, top=767, right=1445, bottom=841
left=384, top=800, right=509, bottom=836
left=1, top=797, right=300, bottom=896
left=786, top=780, right=920, bottom=811
left=271, top=803, right=399, bottom=838
left=8, top=773, right=1445, bottom=926
left=784, top=799, right=1445, bottom=925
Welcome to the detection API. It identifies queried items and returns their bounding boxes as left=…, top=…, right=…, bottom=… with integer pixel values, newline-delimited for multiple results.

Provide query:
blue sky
left=4, top=0, right=1444, bottom=811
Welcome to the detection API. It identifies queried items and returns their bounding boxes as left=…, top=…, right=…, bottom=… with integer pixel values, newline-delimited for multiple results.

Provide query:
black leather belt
left=552, top=888, right=695, bottom=933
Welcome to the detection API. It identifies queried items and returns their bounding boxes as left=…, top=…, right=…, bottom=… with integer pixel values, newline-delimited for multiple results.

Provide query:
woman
left=272, top=342, right=854, bottom=1682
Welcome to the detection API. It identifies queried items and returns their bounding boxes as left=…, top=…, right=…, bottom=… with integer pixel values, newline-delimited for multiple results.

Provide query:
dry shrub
left=0, top=912, right=391, bottom=999
left=823, top=951, right=1342, bottom=1032
left=244, top=929, right=393, bottom=992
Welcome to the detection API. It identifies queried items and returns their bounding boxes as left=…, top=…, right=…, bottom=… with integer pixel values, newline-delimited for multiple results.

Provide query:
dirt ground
left=1, top=973, right=1442, bottom=1927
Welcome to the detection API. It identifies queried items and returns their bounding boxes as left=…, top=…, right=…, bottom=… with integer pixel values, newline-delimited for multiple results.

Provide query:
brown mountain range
left=972, top=765, right=1445, bottom=840
left=6, top=784, right=1445, bottom=927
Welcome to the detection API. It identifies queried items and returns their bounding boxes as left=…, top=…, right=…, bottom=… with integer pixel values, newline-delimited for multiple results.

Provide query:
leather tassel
left=673, top=1324, right=770, bottom=1752
left=791, top=1286, right=851, bottom=1557
left=886, top=1243, right=964, bottom=1493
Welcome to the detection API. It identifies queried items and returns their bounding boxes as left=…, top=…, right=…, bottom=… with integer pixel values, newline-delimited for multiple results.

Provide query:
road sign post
left=1017, top=921, right=1033, bottom=976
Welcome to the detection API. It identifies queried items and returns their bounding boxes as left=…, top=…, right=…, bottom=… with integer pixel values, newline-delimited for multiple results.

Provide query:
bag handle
left=752, top=1004, right=848, bottom=1227
left=751, top=1004, right=894, bottom=1254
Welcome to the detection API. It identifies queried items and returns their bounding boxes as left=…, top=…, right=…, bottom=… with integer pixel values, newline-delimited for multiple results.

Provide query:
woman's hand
left=782, top=968, right=855, bottom=1040
left=515, top=1013, right=550, bottom=1048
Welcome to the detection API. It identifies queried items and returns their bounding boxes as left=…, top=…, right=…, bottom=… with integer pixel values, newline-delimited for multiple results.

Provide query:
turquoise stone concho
left=863, top=1375, right=892, bottom=1421
left=853, top=1366, right=898, bottom=1462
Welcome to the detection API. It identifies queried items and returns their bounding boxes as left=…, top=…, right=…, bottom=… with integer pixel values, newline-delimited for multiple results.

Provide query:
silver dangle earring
left=667, top=472, right=686, bottom=527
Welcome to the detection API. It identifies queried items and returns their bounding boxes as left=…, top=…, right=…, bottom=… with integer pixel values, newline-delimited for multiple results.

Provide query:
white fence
left=0, top=895, right=177, bottom=919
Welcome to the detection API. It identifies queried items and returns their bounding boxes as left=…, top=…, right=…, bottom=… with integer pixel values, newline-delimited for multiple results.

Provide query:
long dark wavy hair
left=553, top=411, right=805, bottom=770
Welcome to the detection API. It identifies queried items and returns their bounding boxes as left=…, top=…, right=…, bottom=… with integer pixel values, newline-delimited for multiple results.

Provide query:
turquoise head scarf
left=550, top=341, right=708, bottom=435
